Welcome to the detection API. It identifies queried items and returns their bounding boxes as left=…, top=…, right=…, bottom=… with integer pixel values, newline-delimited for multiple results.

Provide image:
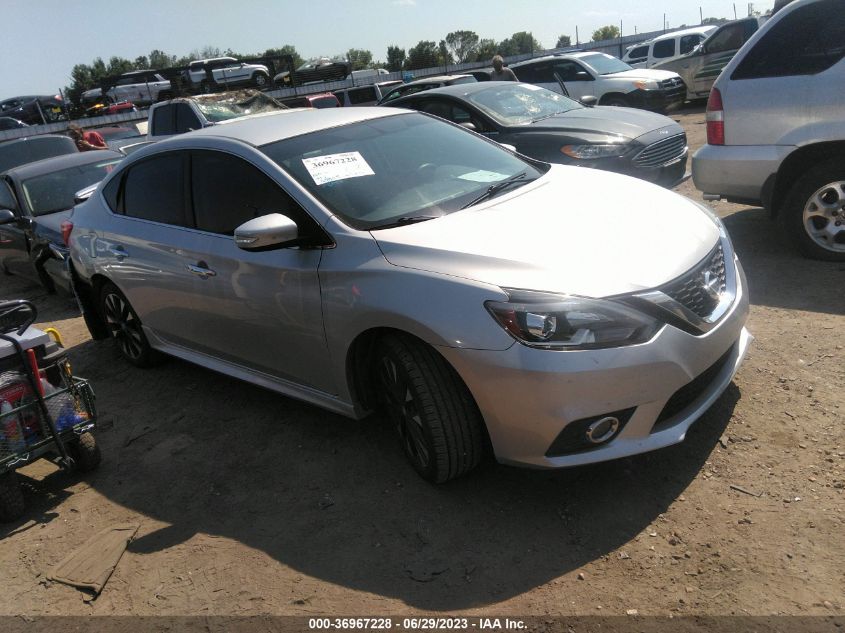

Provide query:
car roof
left=388, top=81, right=528, bottom=102
left=167, top=108, right=405, bottom=147
left=650, top=25, right=717, bottom=41
left=4, top=149, right=122, bottom=180
left=401, top=74, right=471, bottom=87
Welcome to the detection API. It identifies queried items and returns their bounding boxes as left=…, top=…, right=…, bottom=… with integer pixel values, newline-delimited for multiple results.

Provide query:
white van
left=622, top=26, right=717, bottom=68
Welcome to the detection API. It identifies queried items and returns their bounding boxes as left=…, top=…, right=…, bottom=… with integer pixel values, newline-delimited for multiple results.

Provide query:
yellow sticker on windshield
left=302, top=152, right=375, bottom=185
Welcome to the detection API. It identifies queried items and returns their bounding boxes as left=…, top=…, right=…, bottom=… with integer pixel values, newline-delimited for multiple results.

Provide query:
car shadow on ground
left=721, top=207, right=845, bottom=316
left=2, top=321, right=740, bottom=609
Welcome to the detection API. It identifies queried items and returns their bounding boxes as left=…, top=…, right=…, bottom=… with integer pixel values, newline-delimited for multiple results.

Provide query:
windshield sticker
left=458, top=170, right=508, bottom=183
left=302, top=152, right=375, bottom=185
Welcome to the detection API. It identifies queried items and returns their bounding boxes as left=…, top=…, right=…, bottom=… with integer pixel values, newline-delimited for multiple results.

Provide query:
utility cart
left=0, top=300, right=100, bottom=522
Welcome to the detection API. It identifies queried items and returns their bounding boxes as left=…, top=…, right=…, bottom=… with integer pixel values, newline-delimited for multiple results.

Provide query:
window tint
left=102, top=172, right=121, bottom=212
left=123, top=153, right=188, bottom=225
left=513, top=62, right=551, bottom=83
left=627, top=45, right=649, bottom=60
left=151, top=104, right=174, bottom=136
left=732, top=0, right=845, bottom=79
left=680, top=34, right=703, bottom=55
left=554, top=61, right=590, bottom=81
left=191, top=151, right=314, bottom=236
left=706, top=23, right=747, bottom=54
left=348, top=87, right=376, bottom=104
left=174, top=103, right=201, bottom=133
left=653, top=39, right=676, bottom=59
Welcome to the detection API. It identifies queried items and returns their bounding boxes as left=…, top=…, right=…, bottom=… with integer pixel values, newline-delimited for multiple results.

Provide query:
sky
left=3, top=0, right=775, bottom=98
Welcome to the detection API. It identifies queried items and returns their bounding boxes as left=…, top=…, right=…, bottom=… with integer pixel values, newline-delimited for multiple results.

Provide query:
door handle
left=108, top=245, right=128, bottom=260
left=186, top=262, right=216, bottom=279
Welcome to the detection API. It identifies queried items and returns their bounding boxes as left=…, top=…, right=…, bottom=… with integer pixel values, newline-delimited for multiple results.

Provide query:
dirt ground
left=0, top=104, right=842, bottom=618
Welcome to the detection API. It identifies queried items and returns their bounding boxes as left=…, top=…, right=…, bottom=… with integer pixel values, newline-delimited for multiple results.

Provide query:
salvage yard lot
left=0, top=104, right=842, bottom=617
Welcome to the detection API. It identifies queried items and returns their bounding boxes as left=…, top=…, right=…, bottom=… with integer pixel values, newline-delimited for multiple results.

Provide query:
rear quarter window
left=732, top=0, right=845, bottom=79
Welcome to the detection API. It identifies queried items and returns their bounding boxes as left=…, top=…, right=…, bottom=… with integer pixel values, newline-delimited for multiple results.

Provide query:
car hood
left=523, top=106, right=680, bottom=141
left=372, top=165, right=720, bottom=298
left=604, top=68, right=680, bottom=82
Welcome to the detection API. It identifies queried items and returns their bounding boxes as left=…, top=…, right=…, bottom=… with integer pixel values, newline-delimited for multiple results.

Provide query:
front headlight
left=561, top=144, right=627, bottom=160
left=485, top=290, right=661, bottom=350
left=634, top=80, right=659, bottom=90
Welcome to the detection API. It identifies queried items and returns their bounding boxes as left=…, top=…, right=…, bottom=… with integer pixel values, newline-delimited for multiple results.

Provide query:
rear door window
left=122, top=153, right=189, bottom=226
left=732, top=0, right=845, bottom=79
left=652, top=39, right=676, bottom=59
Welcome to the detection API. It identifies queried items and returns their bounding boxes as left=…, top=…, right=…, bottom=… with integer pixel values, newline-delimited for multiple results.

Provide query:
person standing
left=68, top=123, right=107, bottom=151
left=490, top=55, right=518, bottom=81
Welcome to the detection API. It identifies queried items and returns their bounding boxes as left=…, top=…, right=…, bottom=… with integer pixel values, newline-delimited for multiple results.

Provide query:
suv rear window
left=732, top=0, right=845, bottom=79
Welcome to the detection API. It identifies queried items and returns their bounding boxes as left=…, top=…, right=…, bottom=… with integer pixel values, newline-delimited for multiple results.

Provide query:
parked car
left=692, top=0, right=845, bottom=261
left=185, top=57, right=271, bottom=91
left=377, top=74, right=477, bottom=104
left=0, top=95, right=67, bottom=125
left=67, top=108, right=750, bottom=482
left=0, top=150, right=122, bottom=292
left=385, top=82, right=688, bottom=188
left=83, top=96, right=137, bottom=118
left=82, top=70, right=174, bottom=107
left=277, top=93, right=341, bottom=109
left=0, top=117, right=28, bottom=131
left=350, top=68, right=390, bottom=83
left=511, top=52, right=686, bottom=111
left=95, top=126, right=145, bottom=152
left=274, top=57, right=352, bottom=86
left=147, top=91, right=288, bottom=140
left=0, top=135, right=77, bottom=174
left=653, top=17, right=765, bottom=99
left=622, top=26, right=718, bottom=69
left=332, top=81, right=403, bottom=106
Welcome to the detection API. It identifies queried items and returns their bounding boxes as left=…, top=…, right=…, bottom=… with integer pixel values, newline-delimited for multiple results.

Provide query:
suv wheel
left=781, top=160, right=845, bottom=261
left=253, top=73, right=268, bottom=87
left=99, top=282, right=163, bottom=367
left=374, top=334, right=485, bottom=483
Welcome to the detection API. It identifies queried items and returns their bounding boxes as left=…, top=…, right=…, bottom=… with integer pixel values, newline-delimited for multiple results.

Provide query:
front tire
left=780, top=160, right=845, bottom=261
left=68, top=433, right=101, bottom=473
left=374, top=334, right=485, bottom=483
left=98, top=282, right=162, bottom=367
left=252, top=73, right=268, bottom=88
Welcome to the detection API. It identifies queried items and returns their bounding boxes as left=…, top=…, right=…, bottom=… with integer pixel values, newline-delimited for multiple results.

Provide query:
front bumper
left=438, top=258, right=751, bottom=469
left=692, top=144, right=792, bottom=204
left=631, top=87, right=686, bottom=112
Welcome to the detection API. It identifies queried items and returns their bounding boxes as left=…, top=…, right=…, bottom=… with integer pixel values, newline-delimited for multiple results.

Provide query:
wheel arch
left=768, top=142, right=845, bottom=217
left=599, top=92, right=629, bottom=106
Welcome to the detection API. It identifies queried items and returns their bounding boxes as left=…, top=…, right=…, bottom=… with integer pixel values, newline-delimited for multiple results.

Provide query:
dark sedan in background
left=385, top=82, right=688, bottom=188
left=0, top=95, right=67, bottom=125
left=0, top=150, right=122, bottom=293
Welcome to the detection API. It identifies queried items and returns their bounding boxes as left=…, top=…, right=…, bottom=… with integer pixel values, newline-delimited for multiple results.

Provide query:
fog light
left=585, top=417, right=620, bottom=444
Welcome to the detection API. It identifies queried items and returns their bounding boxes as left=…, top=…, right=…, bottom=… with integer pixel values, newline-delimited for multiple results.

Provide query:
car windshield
left=578, top=53, right=633, bottom=75
left=467, top=84, right=583, bottom=125
left=192, top=90, right=288, bottom=122
left=260, top=113, right=547, bottom=230
left=21, top=158, right=121, bottom=216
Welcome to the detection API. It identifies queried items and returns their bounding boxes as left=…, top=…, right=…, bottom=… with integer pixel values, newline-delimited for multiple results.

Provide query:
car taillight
left=706, top=87, right=724, bottom=146
left=60, top=220, right=73, bottom=247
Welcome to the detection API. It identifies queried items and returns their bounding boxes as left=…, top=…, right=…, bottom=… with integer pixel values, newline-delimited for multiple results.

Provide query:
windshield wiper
left=461, top=172, right=530, bottom=209
left=369, top=215, right=440, bottom=230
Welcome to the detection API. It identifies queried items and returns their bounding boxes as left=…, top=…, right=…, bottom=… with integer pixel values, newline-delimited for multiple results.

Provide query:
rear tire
left=253, top=73, right=269, bottom=88
left=780, top=159, right=845, bottom=261
left=0, top=472, right=25, bottom=523
left=98, top=282, right=163, bottom=367
left=374, top=334, right=485, bottom=483
left=68, top=433, right=101, bottom=473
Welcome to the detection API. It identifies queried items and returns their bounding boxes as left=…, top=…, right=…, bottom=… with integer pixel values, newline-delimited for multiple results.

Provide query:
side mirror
left=234, top=213, right=299, bottom=250
left=459, top=122, right=477, bottom=131
left=580, top=96, right=598, bottom=107
left=0, top=209, right=16, bottom=225
left=575, top=71, right=592, bottom=81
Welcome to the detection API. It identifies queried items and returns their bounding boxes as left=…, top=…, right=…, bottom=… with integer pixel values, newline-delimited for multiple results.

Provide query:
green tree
left=555, top=34, right=572, bottom=48
left=347, top=48, right=373, bottom=71
left=438, top=40, right=452, bottom=66
left=263, top=45, right=303, bottom=72
left=405, top=40, right=438, bottom=70
left=499, top=31, right=542, bottom=56
left=701, top=16, right=729, bottom=25
left=149, top=49, right=177, bottom=69
left=445, top=30, right=479, bottom=63
left=386, top=45, right=406, bottom=72
left=592, top=25, right=620, bottom=42
left=474, top=38, right=499, bottom=62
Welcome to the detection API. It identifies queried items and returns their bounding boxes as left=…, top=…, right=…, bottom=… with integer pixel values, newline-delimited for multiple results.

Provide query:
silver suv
left=692, top=0, right=845, bottom=261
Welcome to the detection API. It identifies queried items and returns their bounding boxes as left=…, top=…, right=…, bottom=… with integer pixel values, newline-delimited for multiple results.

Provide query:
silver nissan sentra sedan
left=67, top=108, right=752, bottom=482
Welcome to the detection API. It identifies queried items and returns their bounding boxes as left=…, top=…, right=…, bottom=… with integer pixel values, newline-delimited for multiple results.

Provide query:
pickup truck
left=146, top=91, right=288, bottom=141
left=82, top=70, right=174, bottom=107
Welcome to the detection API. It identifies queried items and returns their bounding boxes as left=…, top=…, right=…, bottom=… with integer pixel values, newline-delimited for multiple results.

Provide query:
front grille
left=634, top=133, right=688, bottom=167
left=659, top=243, right=726, bottom=318
left=660, top=77, right=686, bottom=100
left=653, top=344, right=735, bottom=428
